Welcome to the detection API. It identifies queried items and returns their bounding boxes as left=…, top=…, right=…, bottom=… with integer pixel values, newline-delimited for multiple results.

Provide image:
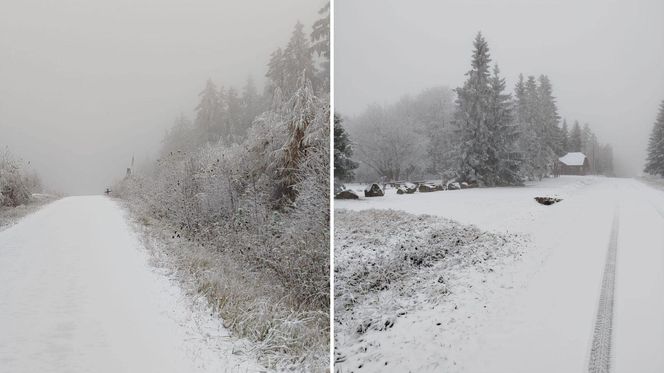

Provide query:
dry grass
left=128, top=209, right=329, bottom=372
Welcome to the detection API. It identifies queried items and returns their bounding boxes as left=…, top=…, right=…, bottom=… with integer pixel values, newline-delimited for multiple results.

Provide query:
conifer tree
left=488, top=65, right=522, bottom=185
left=569, top=121, right=583, bottom=152
left=644, top=101, right=664, bottom=176
left=311, top=2, right=330, bottom=93
left=267, top=22, right=317, bottom=99
left=194, top=79, right=222, bottom=144
left=452, top=33, right=521, bottom=186
left=561, top=119, right=569, bottom=154
left=452, top=32, right=494, bottom=185
left=333, top=114, right=358, bottom=182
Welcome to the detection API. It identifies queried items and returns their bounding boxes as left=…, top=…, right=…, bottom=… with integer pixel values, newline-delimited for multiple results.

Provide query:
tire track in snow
left=587, top=210, right=619, bottom=373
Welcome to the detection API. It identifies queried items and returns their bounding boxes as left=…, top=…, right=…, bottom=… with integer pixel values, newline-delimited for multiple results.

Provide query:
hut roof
left=559, top=152, right=586, bottom=166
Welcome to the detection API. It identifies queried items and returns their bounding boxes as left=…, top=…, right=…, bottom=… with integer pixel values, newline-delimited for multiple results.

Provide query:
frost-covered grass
left=334, top=209, right=525, bottom=370
left=0, top=193, right=57, bottom=230
left=126, top=211, right=328, bottom=371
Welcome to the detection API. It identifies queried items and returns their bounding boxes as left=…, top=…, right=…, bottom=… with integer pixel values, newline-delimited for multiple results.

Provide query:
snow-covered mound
left=334, top=209, right=527, bottom=372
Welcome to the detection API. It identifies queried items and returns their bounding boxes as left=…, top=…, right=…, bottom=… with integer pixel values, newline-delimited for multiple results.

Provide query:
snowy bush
left=0, top=149, right=39, bottom=207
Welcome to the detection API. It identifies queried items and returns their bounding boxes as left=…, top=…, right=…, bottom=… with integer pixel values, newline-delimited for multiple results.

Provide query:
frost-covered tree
left=310, top=2, right=330, bottom=93
left=488, top=65, right=522, bottom=185
left=267, top=22, right=317, bottom=99
left=560, top=119, right=569, bottom=154
left=275, top=70, right=320, bottom=203
left=645, top=100, right=664, bottom=176
left=413, top=87, right=455, bottom=175
left=334, top=114, right=358, bottom=182
left=225, top=87, right=243, bottom=142
left=194, top=79, right=223, bottom=144
left=452, top=33, right=522, bottom=186
left=351, top=103, right=420, bottom=181
left=537, top=75, right=563, bottom=156
left=451, top=32, right=494, bottom=184
left=161, top=114, right=195, bottom=156
left=240, top=76, right=264, bottom=133
left=569, top=121, right=583, bottom=152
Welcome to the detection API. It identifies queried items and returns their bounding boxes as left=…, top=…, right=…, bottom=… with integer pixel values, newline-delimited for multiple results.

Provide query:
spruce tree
left=561, top=119, right=569, bottom=154
left=569, top=121, right=583, bottom=152
left=333, top=114, right=359, bottom=182
left=194, top=79, right=222, bottom=144
left=644, top=101, right=664, bottom=176
left=488, top=65, right=522, bottom=185
left=311, top=2, right=330, bottom=93
left=452, top=33, right=521, bottom=186
left=452, top=32, right=494, bottom=185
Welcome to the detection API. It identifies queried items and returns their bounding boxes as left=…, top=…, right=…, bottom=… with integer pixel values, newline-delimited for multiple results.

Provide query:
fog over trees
left=339, top=33, right=616, bottom=185
left=335, top=0, right=664, bottom=178
left=0, top=0, right=320, bottom=195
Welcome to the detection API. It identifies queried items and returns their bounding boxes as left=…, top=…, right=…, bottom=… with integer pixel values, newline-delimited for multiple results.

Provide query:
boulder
left=418, top=183, right=441, bottom=193
left=364, top=183, right=384, bottom=197
left=447, top=182, right=461, bottom=190
left=397, top=182, right=418, bottom=194
left=534, top=196, right=562, bottom=205
left=335, top=189, right=360, bottom=200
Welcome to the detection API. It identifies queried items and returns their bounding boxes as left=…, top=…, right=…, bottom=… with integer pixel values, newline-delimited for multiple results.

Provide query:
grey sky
left=0, top=0, right=321, bottom=195
left=335, top=0, right=664, bottom=176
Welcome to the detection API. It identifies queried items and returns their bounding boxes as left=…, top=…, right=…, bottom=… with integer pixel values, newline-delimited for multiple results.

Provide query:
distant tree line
left=115, top=3, right=330, bottom=370
left=336, top=32, right=614, bottom=186
left=644, top=100, right=664, bottom=176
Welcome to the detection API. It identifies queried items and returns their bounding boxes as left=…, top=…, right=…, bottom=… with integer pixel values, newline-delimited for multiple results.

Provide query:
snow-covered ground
left=335, top=176, right=664, bottom=372
left=0, top=196, right=266, bottom=373
left=0, top=193, right=57, bottom=231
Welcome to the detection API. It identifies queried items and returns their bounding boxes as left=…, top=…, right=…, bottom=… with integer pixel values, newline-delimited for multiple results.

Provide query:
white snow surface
left=558, top=151, right=587, bottom=166
left=0, top=196, right=265, bottom=373
left=335, top=176, right=664, bottom=372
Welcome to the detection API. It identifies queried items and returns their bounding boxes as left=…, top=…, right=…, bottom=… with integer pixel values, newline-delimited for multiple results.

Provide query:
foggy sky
left=0, top=0, right=321, bottom=195
left=335, top=0, right=664, bottom=176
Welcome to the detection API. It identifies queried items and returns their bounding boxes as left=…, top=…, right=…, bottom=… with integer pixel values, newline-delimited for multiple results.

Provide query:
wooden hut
left=557, top=152, right=589, bottom=175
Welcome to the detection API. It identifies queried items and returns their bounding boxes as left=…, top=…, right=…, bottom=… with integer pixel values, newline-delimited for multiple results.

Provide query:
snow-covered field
left=0, top=196, right=266, bottom=373
left=335, top=176, right=664, bottom=372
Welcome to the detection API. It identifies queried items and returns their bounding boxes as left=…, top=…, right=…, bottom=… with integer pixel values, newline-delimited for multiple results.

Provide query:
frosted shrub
left=0, top=149, right=35, bottom=207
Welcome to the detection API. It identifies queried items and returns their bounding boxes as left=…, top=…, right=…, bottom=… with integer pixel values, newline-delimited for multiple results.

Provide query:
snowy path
left=336, top=176, right=664, bottom=372
left=0, top=196, right=264, bottom=373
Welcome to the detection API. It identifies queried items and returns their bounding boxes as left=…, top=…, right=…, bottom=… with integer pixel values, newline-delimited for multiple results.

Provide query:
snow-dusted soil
left=0, top=196, right=265, bottom=373
left=335, top=176, right=664, bottom=372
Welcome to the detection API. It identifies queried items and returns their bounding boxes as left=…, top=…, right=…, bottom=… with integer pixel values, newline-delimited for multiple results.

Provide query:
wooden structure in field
left=556, top=152, right=589, bottom=176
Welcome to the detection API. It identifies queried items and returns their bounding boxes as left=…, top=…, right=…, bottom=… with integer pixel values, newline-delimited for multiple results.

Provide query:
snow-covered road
left=336, top=176, right=664, bottom=372
left=0, top=196, right=264, bottom=373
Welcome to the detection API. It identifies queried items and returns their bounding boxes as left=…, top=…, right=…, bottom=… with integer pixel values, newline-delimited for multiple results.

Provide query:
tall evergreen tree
left=333, top=114, right=358, bottom=182
left=452, top=33, right=521, bottom=186
left=569, top=121, right=583, bottom=152
left=488, top=65, right=522, bottom=185
left=267, top=22, right=317, bottom=99
left=561, top=119, right=569, bottom=154
left=452, top=32, right=494, bottom=185
left=194, top=79, right=222, bottom=144
left=310, top=2, right=330, bottom=93
left=225, top=87, right=243, bottom=143
left=537, top=75, right=562, bottom=156
left=644, top=100, right=664, bottom=176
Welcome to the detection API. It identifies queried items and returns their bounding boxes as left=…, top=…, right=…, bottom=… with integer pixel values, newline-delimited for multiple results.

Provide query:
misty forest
left=1, top=1, right=329, bottom=372
left=335, top=33, right=615, bottom=187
